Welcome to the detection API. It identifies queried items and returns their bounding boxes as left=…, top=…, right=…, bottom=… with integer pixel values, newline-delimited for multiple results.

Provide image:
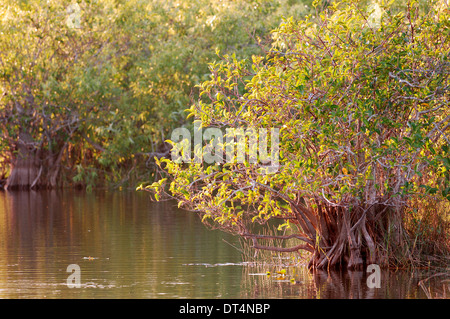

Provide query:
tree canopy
left=149, top=0, right=449, bottom=269
left=0, top=0, right=313, bottom=189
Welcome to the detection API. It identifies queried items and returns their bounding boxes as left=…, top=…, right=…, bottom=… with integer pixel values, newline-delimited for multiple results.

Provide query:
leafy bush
left=0, top=0, right=312, bottom=188
left=150, top=0, right=449, bottom=269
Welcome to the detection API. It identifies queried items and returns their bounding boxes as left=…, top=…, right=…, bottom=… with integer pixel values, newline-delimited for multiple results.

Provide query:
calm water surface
left=0, top=190, right=446, bottom=299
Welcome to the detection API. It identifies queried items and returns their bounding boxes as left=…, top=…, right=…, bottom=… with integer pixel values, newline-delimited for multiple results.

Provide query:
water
left=0, top=190, right=446, bottom=299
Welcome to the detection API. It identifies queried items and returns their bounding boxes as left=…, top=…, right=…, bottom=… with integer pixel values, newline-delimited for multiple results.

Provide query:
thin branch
left=250, top=237, right=314, bottom=253
left=80, top=132, right=106, bottom=152
left=240, top=232, right=313, bottom=245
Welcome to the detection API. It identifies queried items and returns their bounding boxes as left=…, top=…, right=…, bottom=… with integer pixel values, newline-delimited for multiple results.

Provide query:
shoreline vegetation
left=1, top=0, right=449, bottom=272
left=0, top=0, right=311, bottom=191
left=145, top=1, right=449, bottom=270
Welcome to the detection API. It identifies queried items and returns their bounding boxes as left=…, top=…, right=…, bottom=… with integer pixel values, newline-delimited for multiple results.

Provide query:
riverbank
left=0, top=189, right=447, bottom=299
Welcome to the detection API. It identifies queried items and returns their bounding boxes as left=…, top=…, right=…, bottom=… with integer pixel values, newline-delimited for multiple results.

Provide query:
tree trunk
left=5, top=132, right=65, bottom=190
left=290, top=201, right=410, bottom=270
left=5, top=132, right=40, bottom=190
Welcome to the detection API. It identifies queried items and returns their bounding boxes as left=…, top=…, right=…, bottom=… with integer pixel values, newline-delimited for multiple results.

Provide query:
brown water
left=0, top=190, right=446, bottom=299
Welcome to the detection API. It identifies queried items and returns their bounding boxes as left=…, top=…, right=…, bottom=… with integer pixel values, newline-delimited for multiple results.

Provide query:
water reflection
left=240, top=266, right=446, bottom=299
left=0, top=190, right=445, bottom=299
left=0, top=190, right=243, bottom=298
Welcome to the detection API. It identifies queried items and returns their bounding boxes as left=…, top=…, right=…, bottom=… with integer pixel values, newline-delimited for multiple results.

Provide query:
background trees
left=150, top=0, right=449, bottom=269
left=0, top=0, right=313, bottom=189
